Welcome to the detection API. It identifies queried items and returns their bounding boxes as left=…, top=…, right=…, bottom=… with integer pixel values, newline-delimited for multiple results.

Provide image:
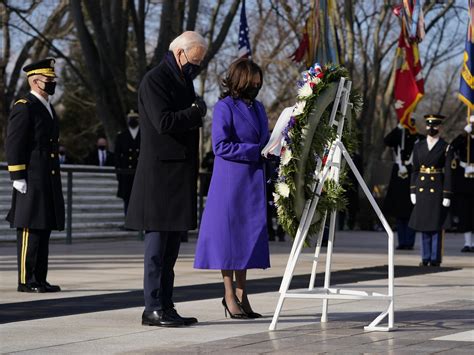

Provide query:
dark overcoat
left=5, top=93, right=65, bottom=230
left=383, top=127, right=422, bottom=219
left=125, top=53, right=202, bottom=231
left=408, top=138, right=452, bottom=232
left=450, top=134, right=474, bottom=232
left=114, top=129, right=140, bottom=201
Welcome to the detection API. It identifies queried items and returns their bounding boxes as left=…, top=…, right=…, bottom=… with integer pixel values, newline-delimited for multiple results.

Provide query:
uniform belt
left=419, top=167, right=443, bottom=174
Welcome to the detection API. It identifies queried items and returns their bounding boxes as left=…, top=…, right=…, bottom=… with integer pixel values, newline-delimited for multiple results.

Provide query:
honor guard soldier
left=383, top=118, right=422, bottom=250
left=5, top=58, right=64, bottom=292
left=409, top=114, right=453, bottom=267
left=450, top=115, right=474, bottom=252
left=114, top=110, right=140, bottom=215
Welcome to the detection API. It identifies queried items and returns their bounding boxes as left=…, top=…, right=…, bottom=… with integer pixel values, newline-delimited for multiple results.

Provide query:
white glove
left=397, top=122, right=404, bottom=129
left=464, top=124, right=473, bottom=134
left=410, top=193, right=416, bottom=205
left=442, top=198, right=451, bottom=207
left=398, top=165, right=408, bottom=178
left=465, top=166, right=474, bottom=175
left=13, top=179, right=27, bottom=194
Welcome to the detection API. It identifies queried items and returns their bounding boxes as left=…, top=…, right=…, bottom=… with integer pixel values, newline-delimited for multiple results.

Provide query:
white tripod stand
left=269, top=78, right=395, bottom=332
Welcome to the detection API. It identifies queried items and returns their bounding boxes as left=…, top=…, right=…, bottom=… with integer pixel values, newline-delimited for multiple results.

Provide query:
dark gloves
left=192, top=96, right=207, bottom=117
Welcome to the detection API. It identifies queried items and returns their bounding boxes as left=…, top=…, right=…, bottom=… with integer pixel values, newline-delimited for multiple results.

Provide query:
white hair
left=169, top=31, right=208, bottom=52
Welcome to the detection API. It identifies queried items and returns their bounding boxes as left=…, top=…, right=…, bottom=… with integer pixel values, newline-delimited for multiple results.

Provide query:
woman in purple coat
left=194, top=59, right=270, bottom=319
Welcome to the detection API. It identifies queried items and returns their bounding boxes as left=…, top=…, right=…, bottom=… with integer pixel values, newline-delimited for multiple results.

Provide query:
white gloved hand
left=442, top=198, right=451, bottom=207
left=398, top=165, right=408, bottom=178
left=465, top=166, right=474, bottom=175
left=464, top=124, right=473, bottom=134
left=410, top=193, right=416, bottom=205
left=13, top=179, right=27, bottom=194
left=397, top=122, right=404, bottom=129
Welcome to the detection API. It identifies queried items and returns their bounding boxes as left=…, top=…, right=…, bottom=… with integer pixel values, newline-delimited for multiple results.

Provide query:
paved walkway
left=0, top=231, right=473, bottom=354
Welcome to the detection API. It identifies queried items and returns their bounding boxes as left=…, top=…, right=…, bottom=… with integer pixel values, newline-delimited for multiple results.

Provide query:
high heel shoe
left=235, top=298, right=262, bottom=319
left=222, top=298, right=247, bottom=319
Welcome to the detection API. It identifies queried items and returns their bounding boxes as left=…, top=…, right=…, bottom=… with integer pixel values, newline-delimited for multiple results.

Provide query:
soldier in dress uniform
left=5, top=58, right=64, bottom=293
left=450, top=115, right=474, bottom=252
left=409, top=114, right=453, bottom=267
left=383, top=118, right=423, bottom=250
left=114, top=110, right=140, bottom=215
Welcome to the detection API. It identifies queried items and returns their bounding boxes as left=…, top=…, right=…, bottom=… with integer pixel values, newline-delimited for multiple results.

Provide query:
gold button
left=421, top=165, right=426, bottom=168
left=129, top=148, right=132, bottom=152
left=419, top=188, right=424, bottom=192
left=128, top=165, right=132, bottom=168
left=430, top=188, right=434, bottom=193
left=52, top=170, right=55, bottom=175
left=420, top=176, right=425, bottom=181
left=430, top=176, right=435, bottom=181
left=431, top=166, right=435, bottom=169
left=136, top=149, right=139, bottom=152
left=51, top=153, right=55, bottom=158
left=129, top=156, right=132, bottom=160
left=50, top=139, right=52, bottom=142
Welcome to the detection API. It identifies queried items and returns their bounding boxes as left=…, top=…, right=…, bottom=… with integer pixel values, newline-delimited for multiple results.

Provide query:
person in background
left=125, top=31, right=207, bottom=327
left=5, top=58, right=64, bottom=293
left=450, top=115, right=474, bottom=252
left=58, top=145, right=74, bottom=165
left=115, top=110, right=140, bottom=215
left=194, top=58, right=270, bottom=319
left=85, top=137, right=115, bottom=167
left=383, top=118, right=422, bottom=250
left=409, top=114, right=453, bottom=267
left=265, top=156, right=285, bottom=241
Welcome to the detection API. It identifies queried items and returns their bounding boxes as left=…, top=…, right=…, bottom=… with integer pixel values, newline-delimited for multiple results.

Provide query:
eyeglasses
left=182, top=51, right=201, bottom=66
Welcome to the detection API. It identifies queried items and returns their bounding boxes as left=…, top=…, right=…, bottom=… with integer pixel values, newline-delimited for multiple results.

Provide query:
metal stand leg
left=321, top=209, right=336, bottom=322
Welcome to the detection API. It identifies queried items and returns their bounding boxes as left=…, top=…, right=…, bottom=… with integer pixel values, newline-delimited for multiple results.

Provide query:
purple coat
left=194, top=96, right=270, bottom=270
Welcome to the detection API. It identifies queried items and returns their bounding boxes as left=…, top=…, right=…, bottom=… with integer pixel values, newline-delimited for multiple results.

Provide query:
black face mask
left=59, top=151, right=66, bottom=156
left=98, top=145, right=106, bottom=151
left=39, top=80, right=56, bottom=96
left=128, top=118, right=139, bottom=128
left=427, top=127, right=439, bottom=137
left=242, top=86, right=260, bottom=100
left=182, top=62, right=200, bottom=80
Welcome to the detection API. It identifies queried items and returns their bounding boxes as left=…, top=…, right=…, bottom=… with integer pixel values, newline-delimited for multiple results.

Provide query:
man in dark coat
left=450, top=116, right=474, bottom=252
left=383, top=119, right=422, bottom=250
left=115, top=110, right=140, bottom=215
left=125, top=31, right=208, bottom=327
left=409, top=114, right=453, bottom=267
left=85, top=137, right=115, bottom=166
left=5, top=58, right=64, bottom=293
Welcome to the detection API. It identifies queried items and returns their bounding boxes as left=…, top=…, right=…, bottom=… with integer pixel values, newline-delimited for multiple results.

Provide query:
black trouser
left=16, top=228, right=51, bottom=285
left=143, top=231, right=181, bottom=311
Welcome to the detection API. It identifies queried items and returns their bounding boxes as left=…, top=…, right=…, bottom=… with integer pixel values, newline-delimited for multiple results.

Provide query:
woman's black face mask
left=242, top=85, right=261, bottom=100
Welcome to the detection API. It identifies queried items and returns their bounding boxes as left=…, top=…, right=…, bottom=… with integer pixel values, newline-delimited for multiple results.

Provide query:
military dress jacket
left=383, top=127, right=422, bottom=219
left=5, top=92, right=65, bottom=230
left=408, top=138, right=452, bottom=232
left=125, top=52, right=202, bottom=231
left=114, top=129, right=140, bottom=201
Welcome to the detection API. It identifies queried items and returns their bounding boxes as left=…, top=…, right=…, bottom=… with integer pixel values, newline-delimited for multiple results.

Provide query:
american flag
left=238, top=0, right=251, bottom=58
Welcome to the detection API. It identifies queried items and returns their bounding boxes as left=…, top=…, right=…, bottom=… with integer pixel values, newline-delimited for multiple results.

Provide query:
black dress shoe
left=165, top=308, right=198, bottom=325
left=429, top=261, right=441, bottom=267
left=461, top=246, right=471, bottom=252
left=419, top=261, right=429, bottom=267
left=142, top=310, right=184, bottom=327
left=17, top=283, right=45, bottom=293
left=39, top=282, right=61, bottom=292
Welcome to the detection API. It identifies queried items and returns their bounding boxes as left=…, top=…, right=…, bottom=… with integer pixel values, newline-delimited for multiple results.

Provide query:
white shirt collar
left=426, top=135, right=439, bottom=151
left=30, top=90, right=53, bottom=118
left=128, top=126, right=139, bottom=139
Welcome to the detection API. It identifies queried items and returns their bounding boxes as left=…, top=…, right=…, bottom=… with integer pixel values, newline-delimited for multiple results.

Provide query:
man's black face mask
left=427, top=127, right=439, bottom=137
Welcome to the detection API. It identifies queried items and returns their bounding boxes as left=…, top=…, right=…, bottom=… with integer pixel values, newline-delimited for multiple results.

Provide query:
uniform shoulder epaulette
left=14, top=99, right=28, bottom=105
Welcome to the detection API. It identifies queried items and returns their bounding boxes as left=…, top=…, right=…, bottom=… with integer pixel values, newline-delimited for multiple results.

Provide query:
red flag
left=393, top=5, right=424, bottom=134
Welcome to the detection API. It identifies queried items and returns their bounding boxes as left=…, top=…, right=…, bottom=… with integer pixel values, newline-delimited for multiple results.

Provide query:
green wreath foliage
left=274, top=63, right=362, bottom=244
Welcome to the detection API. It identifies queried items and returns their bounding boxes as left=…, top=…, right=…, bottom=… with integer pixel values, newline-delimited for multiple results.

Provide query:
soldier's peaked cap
left=23, top=58, right=56, bottom=78
left=424, top=114, right=445, bottom=126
